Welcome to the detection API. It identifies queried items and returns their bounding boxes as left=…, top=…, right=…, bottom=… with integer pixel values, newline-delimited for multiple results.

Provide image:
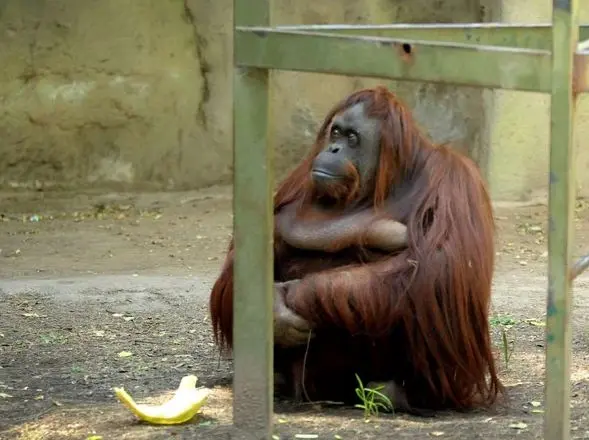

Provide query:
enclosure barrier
left=231, top=0, right=589, bottom=438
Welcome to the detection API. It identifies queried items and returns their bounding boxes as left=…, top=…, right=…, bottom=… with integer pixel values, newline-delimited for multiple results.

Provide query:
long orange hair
left=210, top=86, right=503, bottom=410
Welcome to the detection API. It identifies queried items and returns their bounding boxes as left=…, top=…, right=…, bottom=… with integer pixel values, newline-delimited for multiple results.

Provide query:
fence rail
left=231, top=1, right=587, bottom=438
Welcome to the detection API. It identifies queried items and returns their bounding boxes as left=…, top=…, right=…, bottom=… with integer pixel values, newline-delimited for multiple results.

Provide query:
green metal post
left=545, top=0, right=579, bottom=439
left=233, top=0, right=273, bottom=438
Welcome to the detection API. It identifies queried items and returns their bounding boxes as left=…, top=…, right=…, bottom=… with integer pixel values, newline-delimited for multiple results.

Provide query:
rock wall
left=0, top=0, right=490, bottom=191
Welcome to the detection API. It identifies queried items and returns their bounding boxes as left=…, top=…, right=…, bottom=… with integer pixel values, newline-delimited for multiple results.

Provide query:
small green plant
left=490, top=314, right=517, bottom=327
left=490, top=314, right=517, bottom=369
left=354, top=374, right=393, bottom=419
left=39, top=332, right=69, bottom=345
left=500, top=327, right=516, bottom=369
left=70, top=365, right=84, bottom=374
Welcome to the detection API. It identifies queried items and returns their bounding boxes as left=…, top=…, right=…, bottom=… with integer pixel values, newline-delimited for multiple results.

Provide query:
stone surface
left=0, top=0, right=490, bottom=192
left=3, top=0, right=586, bottom=200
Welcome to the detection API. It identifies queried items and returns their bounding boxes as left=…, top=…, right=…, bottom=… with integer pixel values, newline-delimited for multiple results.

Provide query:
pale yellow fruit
left=113, top=375, right=210, bottom=425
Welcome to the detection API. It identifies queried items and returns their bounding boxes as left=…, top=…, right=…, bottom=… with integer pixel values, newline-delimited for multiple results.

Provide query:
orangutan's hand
left=273, top=280, right=313, bottom=347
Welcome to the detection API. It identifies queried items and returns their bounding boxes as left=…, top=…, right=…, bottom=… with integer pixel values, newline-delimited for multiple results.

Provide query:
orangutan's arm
left=209, top=248, right=313, bottom=349
left=364, top=218, right=408, bottom=252
left=282, top=259, right=412, bottom=336
left=275, top=203, right=407, bottom=253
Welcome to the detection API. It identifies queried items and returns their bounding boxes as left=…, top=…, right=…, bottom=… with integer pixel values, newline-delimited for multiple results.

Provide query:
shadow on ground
left=1, top=187, right=588, bottom=439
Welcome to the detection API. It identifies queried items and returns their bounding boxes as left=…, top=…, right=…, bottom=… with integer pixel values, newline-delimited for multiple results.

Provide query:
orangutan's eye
left=347, top=131, right=359, bottom=146
left=331, top=125, right=342, bottom=137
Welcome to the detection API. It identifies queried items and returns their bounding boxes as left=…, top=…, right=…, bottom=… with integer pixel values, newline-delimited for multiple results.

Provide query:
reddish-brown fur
left=209, top=86, right=503, bottom=411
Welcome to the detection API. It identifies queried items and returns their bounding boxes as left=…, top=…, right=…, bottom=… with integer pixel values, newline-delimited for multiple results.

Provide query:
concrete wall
left=0, top=0, right=586, bottom=201
left=0, top=0, right=211, bottom=190
left=0, top=0, right=489, bottom=192
left=487, top=0, right=589, bottom=201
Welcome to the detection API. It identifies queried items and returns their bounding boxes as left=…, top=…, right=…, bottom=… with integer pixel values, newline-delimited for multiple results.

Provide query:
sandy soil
left=0, top=186, right=588, bottom=439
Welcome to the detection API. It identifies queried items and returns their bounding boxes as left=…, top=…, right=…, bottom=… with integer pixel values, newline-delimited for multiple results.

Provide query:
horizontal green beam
left=236, top=28, right=589, bottom=93
left=571, top=252, right=589, bottom=280
left=274, top=23, right=589, bottom=50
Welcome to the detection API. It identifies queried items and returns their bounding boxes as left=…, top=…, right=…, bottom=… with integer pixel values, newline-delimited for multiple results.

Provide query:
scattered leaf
left=22, top=313, right=45, bottom=318
left=0, top=393, right=13, bottom=398
left=295, top=435, right=319, bottom=439
left=112, top=313, right=123, bottom=318
left=525, top=319, right=545, bottom=327
left=94, top=331, right=105, bottom=337
left=430, top=432, right=445, bottom=437
left=509, top=422, right=528, bottom=430
left=34, top=395, right=44, bottom=400
left=272, top=436, right=280, bottom=440
left=278, top=418, right=287, bottom=424
left=118, top=351, right=133, bottom=358
left=531, top=409, right=544, bottom=414
left=86, top=436, right=103, bottom=440
left=530, top=401, right=542, bottom=407
left=53, top=400, right=63, bottom=407
left=334, top=436, right=343, bottom=440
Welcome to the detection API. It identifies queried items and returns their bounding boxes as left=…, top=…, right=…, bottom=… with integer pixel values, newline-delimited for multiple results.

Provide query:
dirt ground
left=1, top=185, right=588, bottom=440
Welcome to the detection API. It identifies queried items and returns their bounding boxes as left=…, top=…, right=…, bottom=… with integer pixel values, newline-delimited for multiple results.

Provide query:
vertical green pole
left=233, top=0, right=273, bottom=438
left=545, top=0, right=579, bottom=439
